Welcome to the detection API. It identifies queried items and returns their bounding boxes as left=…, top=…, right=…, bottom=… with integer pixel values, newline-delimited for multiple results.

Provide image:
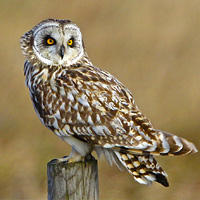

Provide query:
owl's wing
left=57, top=65, right=197, bottom=156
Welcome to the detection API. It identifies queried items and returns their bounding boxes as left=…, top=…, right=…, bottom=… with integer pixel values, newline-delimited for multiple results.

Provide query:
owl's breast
left=28, top=67, right=94, bottom=135
left=27, top=64, right=140, bottom=143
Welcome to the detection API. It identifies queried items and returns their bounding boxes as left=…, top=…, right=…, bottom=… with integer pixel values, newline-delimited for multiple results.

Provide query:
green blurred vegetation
left=0, top=0, right=199, bottom=199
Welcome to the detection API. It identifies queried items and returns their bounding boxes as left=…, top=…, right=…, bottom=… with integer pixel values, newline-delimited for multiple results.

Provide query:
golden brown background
left=0, top=1, right=200, bottom=199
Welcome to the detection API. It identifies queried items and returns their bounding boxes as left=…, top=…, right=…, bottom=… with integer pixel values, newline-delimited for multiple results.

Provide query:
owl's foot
left=49, top=156, right=69, bottom=164
left=56, top=156, right=71, bottom=163
left=51, top=155, right=85, bottom=164
left=50, top=154, right=95, bottom=164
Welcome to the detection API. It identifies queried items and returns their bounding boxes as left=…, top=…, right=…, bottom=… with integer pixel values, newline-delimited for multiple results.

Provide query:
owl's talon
left=62, top=155, right=68, bottom=159
left=55, top=156, right=70, bottom=163
left=49, top=159, right=58, bottom=164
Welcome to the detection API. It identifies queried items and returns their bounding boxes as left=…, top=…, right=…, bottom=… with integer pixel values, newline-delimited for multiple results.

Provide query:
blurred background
left=0, top=0, right=200, bottom=199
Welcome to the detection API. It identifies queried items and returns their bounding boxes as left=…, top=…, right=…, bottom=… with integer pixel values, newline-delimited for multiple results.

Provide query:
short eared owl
left=21, top=19, right=197, bottom=187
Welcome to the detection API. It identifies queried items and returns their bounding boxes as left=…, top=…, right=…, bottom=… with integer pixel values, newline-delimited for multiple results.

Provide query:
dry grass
left=0, top=1, right=199, bottom=199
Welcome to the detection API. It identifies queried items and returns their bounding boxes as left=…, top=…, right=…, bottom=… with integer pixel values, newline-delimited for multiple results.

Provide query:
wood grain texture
left=47, top=159, right=99, bottom=200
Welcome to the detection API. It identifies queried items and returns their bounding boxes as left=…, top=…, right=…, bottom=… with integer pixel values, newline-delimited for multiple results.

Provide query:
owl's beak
left=59, top=45, right=65, bottom=59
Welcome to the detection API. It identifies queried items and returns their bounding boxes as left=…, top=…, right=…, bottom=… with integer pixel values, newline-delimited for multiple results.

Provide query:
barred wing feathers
left=53, top=64, right=197, bottom=157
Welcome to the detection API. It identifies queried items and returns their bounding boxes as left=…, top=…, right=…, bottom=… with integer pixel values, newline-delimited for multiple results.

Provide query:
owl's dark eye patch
left=43, top=35, right=56, bottom=46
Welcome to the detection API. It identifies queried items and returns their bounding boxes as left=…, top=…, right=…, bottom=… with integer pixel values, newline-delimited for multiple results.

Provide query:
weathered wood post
left=47, top=159, right=99, bottom=200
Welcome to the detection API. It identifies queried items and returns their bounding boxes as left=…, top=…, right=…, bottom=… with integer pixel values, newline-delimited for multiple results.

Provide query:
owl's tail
left=114, top=130, right=197, bottom=157
left=114, top=152, right=169, bottom=187
left=97, top=129, right=197, bottom=187
left=152, top=130, right=198, bottom=156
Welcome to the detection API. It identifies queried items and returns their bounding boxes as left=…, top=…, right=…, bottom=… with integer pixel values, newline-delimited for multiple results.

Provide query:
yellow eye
left=67, top=39, right=73, bottom=46
left=46, top=38, right=55, bottom=45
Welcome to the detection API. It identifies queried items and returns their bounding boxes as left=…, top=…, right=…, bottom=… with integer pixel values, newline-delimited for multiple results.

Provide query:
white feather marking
left=173, top=136, right=183, bottom=151
left=144, top=174, right=156, bottom=182
left=76, top=112, right=84, bottom=123
left=33, top=46, right=53, bottom=65
left=85, top=127, right=94, bottom=136
left=77, top=126, right=83, bottom=135
left=62, top=128, right=70, bottom=136
left=91, top=126, right=99, bottom=135
left=108, top=102, right=118, bottom=110
left=136, top=141, right=150, bottom=149
left=135, top=135, right=142, bottom=141
left=103, top=143, right=115, bottom=148
left=77, top=94, right=90, bottom=107
left=116, top=141, right=150, bottom=150
left=134, top=125, right=151, bottom=141
left=87, top=115, right=93, bottom=125
left=101, top=83, right=109, bottom=89
left=146, top=141, right=157, bottom=151
left=91, top=126, right=108, bottom=136
left=158, top=132, right=170, bottom=153
left=133, top=161, right=140, bottom=167
left=98, top=95, right=105, bottom=102
left=64, top=124, right=74, bottom=135
left=54, top=129, right=61, bottom=137
left=134, top=177, right=150, bottom=185
left=52, top=119, right=59, bottom=129
left=102, top=126, right=111, bottom=135
left=60, top=103, right=65, bottom=111
left=96, top=114, right=101, bottom=123
left=94, top=147, right=125, bottom=171
left=73, top=103, right=79, bottom=111
left=59, top=86, right=66, bottom=96
left=66, top=104, right=71, bottom=113
left=72, top=126, right=81, bottom=135
left=138, top=156, right=148, bottom=163
left=53, top=110, right=61, bottom=119
left=62, top=136, right=92, bottom=156
left=80, top=126, right=87, bottom=135
left=50, top=81, right=57, bottom=92
left=67, top=91, right=74, bottom=101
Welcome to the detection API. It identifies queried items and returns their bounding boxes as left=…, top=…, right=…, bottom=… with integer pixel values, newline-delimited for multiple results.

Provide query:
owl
left=21, top=19, right=197, bottom=187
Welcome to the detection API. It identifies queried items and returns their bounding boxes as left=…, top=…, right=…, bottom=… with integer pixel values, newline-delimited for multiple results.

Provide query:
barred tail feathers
left=115, top=130, right=198, bottom=157
left=114, top=151, right=169, bottom=187
left=154, top=130, right=198, bottom=156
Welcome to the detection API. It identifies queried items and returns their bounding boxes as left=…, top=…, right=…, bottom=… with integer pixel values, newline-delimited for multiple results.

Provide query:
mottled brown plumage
left=21, top=19, right=197, bottom=187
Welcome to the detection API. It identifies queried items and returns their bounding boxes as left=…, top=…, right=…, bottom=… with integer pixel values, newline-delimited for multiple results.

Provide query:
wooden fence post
left=47, top=159, right=99, bottom=200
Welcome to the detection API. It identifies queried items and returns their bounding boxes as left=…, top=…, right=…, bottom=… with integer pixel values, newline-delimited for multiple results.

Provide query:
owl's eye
left=67, top=38, right=74, bottom=47
left=44, top=36, right=56, bottom=46
left=46, top=38, right=55, bottom=45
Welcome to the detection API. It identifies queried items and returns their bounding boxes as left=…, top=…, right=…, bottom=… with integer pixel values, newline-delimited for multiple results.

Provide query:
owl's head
left=21, top=19, right=88, bottom=66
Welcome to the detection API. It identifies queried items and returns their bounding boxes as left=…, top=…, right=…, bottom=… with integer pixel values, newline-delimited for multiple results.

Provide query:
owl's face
left=21, top=19, right=85, bottom=66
